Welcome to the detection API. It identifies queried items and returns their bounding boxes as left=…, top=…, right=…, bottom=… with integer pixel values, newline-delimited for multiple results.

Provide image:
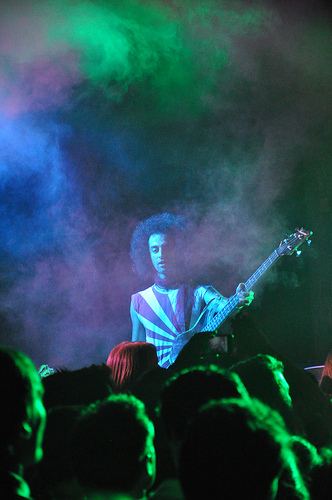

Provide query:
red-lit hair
left=320, top=350, right=332, bottom=384
left=106, top=341, right=158, bottom=393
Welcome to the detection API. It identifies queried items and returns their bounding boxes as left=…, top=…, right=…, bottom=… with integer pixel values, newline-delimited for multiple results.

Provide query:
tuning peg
left=296, top=250, right=302, bottom=257
left=307, top=240, right=311, bottom=246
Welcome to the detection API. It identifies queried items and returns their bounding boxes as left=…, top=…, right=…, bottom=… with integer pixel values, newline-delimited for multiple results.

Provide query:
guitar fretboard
left=201, top=249, right=280, bottom=332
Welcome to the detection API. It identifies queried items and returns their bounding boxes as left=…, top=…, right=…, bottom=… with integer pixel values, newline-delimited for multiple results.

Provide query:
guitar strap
left=183, top=284, right=195, bottom=332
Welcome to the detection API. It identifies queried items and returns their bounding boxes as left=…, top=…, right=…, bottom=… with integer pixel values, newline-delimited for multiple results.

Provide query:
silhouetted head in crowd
left=168, top=332, right=216, bottom=372
left=71, top=394, right=156, bottom=499
left=289, top=434, right=324, bottom=486
left=308, top=446, right=332, bottom=500
left=179, top=397, right=309, bottom=500
left=159, top=365, right=249, bottom=468
left=38, top=405, right=85, bottom=500
left=230, top=310, right=272, bottom=359
left=319, top=375, right=332, bottom=399
left=0, top=346, right=46, bottom=484
left=107, top=341, right=158, bottom=393
left=42, top=363, right=115, bottom=410
left=231, top=354, right=298, bottom=433
left=169, top=331, right=237, bottom=372
left=130, top=365, right=170, bottom=422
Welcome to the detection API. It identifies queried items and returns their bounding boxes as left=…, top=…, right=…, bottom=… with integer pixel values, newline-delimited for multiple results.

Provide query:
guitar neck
left=202, top=249, right=280, bottom=332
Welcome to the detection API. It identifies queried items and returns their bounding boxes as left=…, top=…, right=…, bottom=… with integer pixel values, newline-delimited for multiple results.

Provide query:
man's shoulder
left=131, top=285, right=154, bottom=300
left=132, top=284, right=208, bottom=300
left=193, top=284, right=209, bottom=296
left=194, top=284, right=209, bottom=291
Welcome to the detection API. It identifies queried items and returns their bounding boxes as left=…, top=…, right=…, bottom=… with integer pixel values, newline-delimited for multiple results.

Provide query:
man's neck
left=154, top=274, right=179, bottom=290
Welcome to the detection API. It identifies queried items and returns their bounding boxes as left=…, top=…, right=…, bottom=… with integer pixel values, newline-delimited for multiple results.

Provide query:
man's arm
left=203, top=283, right=254, bottom=314
left=130, top=302, right=147, bottom=342
left=203, top=288, right=228, bottom=312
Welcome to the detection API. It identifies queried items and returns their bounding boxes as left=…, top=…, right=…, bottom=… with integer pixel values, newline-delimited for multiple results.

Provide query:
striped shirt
left=131, top=284, right=209, bottom=368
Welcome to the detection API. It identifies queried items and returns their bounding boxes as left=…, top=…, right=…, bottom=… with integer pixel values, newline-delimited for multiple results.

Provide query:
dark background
left=0, top=0, right=331, bottom=370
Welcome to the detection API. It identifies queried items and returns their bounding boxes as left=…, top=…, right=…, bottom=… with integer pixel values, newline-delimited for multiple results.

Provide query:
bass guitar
left=169, top=227, right=313, bottom=364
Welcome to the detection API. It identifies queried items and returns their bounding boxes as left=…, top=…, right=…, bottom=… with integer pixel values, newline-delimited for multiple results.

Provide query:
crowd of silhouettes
left=3, top=311, right=332, bottom=499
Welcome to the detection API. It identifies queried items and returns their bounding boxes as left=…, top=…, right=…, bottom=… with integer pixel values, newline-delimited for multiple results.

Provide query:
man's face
left=149, top=233, right=176, bottom=279
left=29, top=371, right=47, bottom=464
left=21, top=366, right=47, bottom=466
left=273, top=369, right=292, bottom=408
left=143, top=431, right=156, bottom=491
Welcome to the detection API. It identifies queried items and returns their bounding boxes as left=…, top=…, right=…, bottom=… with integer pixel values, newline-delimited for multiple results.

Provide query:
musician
left=130, top=213, right=254, bottom=368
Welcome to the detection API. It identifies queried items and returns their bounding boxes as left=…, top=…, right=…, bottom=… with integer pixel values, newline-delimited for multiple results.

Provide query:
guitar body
left=169, top=307, right=232, bottom=364
left=169, top=227, right=313, bottom=365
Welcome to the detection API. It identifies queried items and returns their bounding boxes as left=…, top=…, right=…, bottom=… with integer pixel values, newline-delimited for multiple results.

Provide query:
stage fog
left=0, top=0, right=331, bottom=370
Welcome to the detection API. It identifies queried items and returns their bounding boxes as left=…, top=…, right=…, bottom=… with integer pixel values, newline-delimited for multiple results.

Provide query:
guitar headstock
left=277, top=228, right=313, bottom=256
